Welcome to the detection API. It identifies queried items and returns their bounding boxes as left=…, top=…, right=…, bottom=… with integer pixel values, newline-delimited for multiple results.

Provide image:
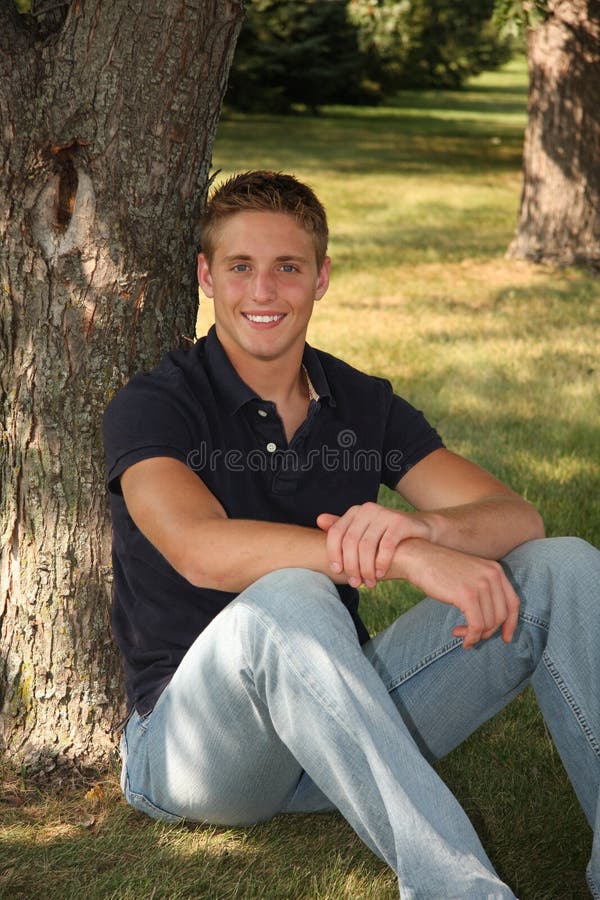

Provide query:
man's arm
left=120, top=451, right=527, bottom=650
left=120, top=456, right=345, bottom=593
left=317, top=448, right=544, bottom=588
left=316, top=447, right=544, bottom=647
left=395, top=448, right=545, bottom=556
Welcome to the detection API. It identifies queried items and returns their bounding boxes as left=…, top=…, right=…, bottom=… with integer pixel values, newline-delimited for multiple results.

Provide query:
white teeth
left=245, top=314, right=284, bottom=323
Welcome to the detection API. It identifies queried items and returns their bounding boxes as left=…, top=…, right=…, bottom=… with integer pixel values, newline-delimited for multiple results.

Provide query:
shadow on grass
left=0, top=700, right=591, bottom=900
left=215, top=59, right=528, bottom=180
left=214, top=115, right=524, bottom=178
left=435, top=691, right=592, bottom=900
left=380, top=87, right=528, bottom=119
left=0, top=776, right=394, bottom=899
left=332, top=210, right=520, bottom=264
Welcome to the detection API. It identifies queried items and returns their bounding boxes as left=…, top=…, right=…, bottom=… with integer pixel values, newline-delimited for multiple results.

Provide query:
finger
left=340, top=514, right=375, bottom=587
left=480, top=564, right=517, bottom=642
left=500, top=578, right=521, bottom=643
left=374, top=531, right=400, bottom=580
left=452, top=624, right=469, bottom=642
left=316, top=513, right=339, bottom=533
left=357, top=521, right=388, bottom=587
left=467, top=561, right=512, bottom=644
left=326, top=507, right=362, bottom=584
left=460, top=597, right=485, bottom=650
left=478, top=587, right=504, bottom=638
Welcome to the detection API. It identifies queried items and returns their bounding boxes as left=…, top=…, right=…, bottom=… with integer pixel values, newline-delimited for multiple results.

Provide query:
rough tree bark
left=509, top=0, right=600, bottom=267
left=0, top=0, right=243, bottom=772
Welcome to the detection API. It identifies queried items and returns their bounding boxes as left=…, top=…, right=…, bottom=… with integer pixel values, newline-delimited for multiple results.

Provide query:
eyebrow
left=222, top=254, right=309, bottom=263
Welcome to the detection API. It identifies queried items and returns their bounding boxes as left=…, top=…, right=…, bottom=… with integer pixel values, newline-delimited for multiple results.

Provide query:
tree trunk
left=0, top=0, right=243, bottom=772
left=508, top=0, right=600, bottom=267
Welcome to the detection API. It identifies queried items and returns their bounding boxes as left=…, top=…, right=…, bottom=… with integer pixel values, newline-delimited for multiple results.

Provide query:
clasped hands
left=316, top=503, right=520, bottom=650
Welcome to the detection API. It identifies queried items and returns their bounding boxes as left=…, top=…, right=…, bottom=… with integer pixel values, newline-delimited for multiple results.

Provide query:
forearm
left=178, top=518, right=347, bottom=592
left=419, top=494, right=545, bottom=560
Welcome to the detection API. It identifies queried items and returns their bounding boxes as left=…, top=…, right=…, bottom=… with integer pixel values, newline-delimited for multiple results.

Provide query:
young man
left=103, top=171, right=600, bottom=898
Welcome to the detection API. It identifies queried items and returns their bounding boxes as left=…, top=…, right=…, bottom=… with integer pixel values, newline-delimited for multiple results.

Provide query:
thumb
left=316, top=512, right=339, bottom=532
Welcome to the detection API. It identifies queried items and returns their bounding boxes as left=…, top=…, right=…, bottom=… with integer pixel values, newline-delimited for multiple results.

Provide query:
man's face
left=197, top=211, right=330, bottom=369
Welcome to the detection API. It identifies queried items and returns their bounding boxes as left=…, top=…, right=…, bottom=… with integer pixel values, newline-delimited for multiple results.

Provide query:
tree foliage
left=226, top=0, right=514, bottom=112
left=350, top=0, right=514, bottom=91
left=226, top=0, right=369, bottom=113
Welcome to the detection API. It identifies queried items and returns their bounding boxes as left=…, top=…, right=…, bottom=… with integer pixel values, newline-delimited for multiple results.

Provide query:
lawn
left=2, top=57, right=598, bottom=899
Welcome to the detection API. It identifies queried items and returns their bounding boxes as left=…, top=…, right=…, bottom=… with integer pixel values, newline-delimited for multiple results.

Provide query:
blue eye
left=280, top=264, right=297, bottom=273
left=232, top=264, right=250, bottom=272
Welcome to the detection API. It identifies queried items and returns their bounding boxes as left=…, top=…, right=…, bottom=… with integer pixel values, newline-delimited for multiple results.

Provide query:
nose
left=251, top=268, right=276, bottom=303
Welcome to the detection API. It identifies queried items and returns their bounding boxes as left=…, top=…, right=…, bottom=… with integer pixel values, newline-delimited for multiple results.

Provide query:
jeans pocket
left=120, top=709, right=185, bottom=825
left=125, top=787, right=186, bottom=825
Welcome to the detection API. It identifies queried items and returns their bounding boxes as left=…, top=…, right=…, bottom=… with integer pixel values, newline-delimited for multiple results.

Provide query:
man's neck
left=238, top=355, right=307, bottom=409
left=218, top=340, right=310, bottom=443
left=216, top=332, right=307, bottom=408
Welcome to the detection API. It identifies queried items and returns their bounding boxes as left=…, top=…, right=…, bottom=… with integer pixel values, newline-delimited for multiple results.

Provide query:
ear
left=197, top=253, right=214, bottom=298
left=314, top=256, right=331, bottom=301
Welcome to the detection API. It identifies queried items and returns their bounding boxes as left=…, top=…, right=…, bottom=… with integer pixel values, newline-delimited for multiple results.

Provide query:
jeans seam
left=587, top=863, right=600, bottom=899
left=384, top=638, right=463, bottom=693
left=381, top=609, right=546, bottom=694
left=543, top=649, right=600, bottom=759
left=518, top=610, right=549, bottom=630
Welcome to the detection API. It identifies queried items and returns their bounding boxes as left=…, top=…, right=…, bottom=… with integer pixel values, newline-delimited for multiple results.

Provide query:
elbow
left=525, top=502, right=546, bottom=541
left=170, top=519, right=234, bottom=591
left=179, top=556, right=228, bottom=591
left=180, top=560, right=207, bottom=589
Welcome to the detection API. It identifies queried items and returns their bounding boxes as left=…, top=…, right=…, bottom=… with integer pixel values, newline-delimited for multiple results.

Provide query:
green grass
left=2, top=57, right=598, bottom=899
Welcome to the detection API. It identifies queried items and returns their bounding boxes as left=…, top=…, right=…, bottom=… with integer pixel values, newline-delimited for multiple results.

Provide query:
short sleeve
left=103, top=372, right=194, bottom=494
left=380, top=393, right=444, bottom=489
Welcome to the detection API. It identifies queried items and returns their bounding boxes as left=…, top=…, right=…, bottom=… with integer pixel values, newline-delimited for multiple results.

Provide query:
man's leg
left=121, top=567, right=515, bottom=899
left=355, top=537, right=600, bottom=894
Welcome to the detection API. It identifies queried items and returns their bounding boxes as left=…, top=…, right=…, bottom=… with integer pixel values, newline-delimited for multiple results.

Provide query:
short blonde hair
left=200, top=170, right=329, bottom=268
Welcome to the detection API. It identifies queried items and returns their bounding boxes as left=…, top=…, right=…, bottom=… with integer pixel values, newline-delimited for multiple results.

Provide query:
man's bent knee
left=248, top=566, right=337, bottom=595
left=503, top=536, right=600, bottom=626
left=506, top=535, right=597, bottom=566
left=233, top=567, right=358, bottom=641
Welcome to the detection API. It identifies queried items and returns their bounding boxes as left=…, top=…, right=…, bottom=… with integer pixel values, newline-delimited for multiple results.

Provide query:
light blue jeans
left=120, top=537, right=600, bottom=899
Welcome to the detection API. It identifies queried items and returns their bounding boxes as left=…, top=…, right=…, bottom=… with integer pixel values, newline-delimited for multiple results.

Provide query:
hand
left=316, top=503, right=432, bottom=588
left=401, top=540, right=521, bottom=648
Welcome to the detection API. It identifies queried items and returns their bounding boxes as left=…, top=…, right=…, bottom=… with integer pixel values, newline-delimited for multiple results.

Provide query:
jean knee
left=243, top=567, right=338, bottom=609
left=236, top=567, right=354, bottom=635
left=507, top=535, right=590, bottom=565
left=505, top=536, right=600, bottom=624
left=505, top=536, right=599, bottom=580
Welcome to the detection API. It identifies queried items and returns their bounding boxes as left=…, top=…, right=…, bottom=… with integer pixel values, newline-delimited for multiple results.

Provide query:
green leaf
left=14, top=0, right=32, bottom=13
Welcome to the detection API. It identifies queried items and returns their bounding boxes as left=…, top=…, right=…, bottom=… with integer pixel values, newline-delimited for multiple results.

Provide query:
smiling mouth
left=242, top=313, right=286, bottom=324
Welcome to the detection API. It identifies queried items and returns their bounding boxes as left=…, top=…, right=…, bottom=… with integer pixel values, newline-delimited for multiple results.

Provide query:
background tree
left=349, top=0, right=512, bottom=92
left=226, top=0, right=513, bottom=112
left=226, top=0, right=370, bottom=113
left=0, top=0, right=243, bottom=772
left=505, top=0, right=600, bottom=267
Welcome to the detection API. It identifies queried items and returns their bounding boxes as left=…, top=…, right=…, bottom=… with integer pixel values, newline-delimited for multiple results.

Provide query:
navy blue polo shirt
left=103, top=326, right=444, bottom=714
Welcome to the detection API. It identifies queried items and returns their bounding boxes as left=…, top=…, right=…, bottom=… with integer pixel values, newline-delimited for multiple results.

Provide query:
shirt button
left=266, top=442, right=277, bottom=453
left=258, top=409, right=267, bottom=417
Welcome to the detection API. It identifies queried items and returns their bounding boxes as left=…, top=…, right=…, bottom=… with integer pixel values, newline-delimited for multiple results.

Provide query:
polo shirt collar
left=203, top=325, right=334, bottom=415
left=302, top=343, right=335, bottom=406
